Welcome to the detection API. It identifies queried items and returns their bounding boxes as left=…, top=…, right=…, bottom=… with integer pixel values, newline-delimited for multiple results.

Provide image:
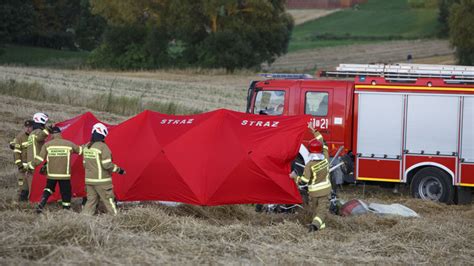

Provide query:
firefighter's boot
left=36, top=190, right=52, bottom=213
left=61, top=202, right=71, bottom=210
left=19, top=190, right=29, bottom=202
left=308, top=224, right=319, bottom=232
left=81, top=197, right=87, bottom=209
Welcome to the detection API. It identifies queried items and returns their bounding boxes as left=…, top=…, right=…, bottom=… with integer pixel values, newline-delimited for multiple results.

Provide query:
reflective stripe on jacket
left=83, top=141, right=119, bottom=185
left=33, top=134, right=82, bottom=180
left=26, top=128, right=49, bottom=170
left=299, top=133, right=331, bottom=198
left=11, top=131, right=29, bottom=167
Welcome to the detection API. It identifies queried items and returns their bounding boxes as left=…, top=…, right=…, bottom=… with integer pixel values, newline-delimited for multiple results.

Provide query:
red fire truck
left=246, top=64, right=474, bottom=204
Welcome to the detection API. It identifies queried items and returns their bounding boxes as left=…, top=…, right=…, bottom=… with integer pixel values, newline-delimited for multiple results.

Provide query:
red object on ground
left=108, top=109, right=309, bottom=205
left=29, top=112, right=113, bottom=202
left=340, top=199, right=369, bottom=216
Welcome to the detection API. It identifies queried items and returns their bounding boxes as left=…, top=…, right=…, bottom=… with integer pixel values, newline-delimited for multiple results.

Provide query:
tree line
left=0, top=0, right=293, bottom=71
left=438, top=0, right=474, bottom=65
left=1, top=0, right=473, bottom=69
left=0, top=0, right=105, bottom=51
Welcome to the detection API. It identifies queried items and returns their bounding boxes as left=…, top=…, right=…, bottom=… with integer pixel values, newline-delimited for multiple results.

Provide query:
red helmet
left=308, top=139, right=323, bottom=154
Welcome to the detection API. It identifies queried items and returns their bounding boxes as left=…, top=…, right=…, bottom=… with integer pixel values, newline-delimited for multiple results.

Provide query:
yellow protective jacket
left=33, top=134, right=82, bottom=180
left=298, top=131, right=331, bottom=198
left=26, top=127, right=50, bottom=171
left=10, top=131, right=29, bottom=169
left=83, top=141, right=120, bottom=185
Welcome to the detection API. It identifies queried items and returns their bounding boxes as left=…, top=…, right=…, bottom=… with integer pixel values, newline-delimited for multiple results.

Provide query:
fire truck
left=246, top=64, right=474, bottom=204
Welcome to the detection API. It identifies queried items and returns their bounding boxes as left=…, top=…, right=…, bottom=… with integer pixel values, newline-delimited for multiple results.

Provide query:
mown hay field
left=0, top=68, right=472, bottom=264
left=0, top=66, right=252, bottom=113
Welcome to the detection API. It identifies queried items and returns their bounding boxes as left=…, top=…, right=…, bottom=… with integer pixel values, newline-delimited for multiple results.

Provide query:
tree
left=449, top=0, right=474, bottom=65
left=74, top=0, right=106, bottom=50
left=437, top=0, right=459, bottom=38
left=0, top=0, right=36, bottom=45
left=88, top=0, right=293, bottom=70
left=169, top=0, right=293, bottom=71
left=88, top=0, right=170, bottom=69
left=90, top=0, right=166, bottom=26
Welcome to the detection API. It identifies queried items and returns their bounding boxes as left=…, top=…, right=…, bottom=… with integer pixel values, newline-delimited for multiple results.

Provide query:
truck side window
left=253, top=90, right=285, bottom=115
left=305, top=92, right=328, bottom=116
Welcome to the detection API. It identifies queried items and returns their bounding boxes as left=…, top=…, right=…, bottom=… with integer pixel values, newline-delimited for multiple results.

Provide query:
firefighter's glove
left=9, top=143, right=15, bottom=150
left=117, top=168, right=126, bottom=175
left=289, top=171, right=298, bottom=182
left=39, top=164, right=47, bottom=175
left=17, top=164, right=24, bottom=172
left=45, top=125, right=54, bottom=133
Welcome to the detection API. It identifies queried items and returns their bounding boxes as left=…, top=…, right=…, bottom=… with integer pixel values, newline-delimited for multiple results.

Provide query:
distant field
left=287, top=9, right=339, bottom=25
left=0, top=45, right=88, bottom=68
left=265, top=39, right=453, bottom=72
left=289, top=0, right=439, bottom=52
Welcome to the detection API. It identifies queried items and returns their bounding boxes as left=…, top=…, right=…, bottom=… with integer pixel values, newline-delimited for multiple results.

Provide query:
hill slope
left=289, top=0, right=439, bottom=52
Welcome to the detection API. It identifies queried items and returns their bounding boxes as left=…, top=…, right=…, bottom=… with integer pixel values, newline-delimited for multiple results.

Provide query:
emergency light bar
left=258, top=73, right=314, bottom=79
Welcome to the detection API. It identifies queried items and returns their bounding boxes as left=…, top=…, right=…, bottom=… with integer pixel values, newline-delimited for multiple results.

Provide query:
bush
left=449, top=0, right=474, bottom=65
left=88, top=25, right=169, bottom=70
left=197, top=32, right=254, bottom=73
left=0, top=79, right=50, bottom=100
left=408, top=0, right=438, bottom=8
left=17, top=32, right=76, bottom=50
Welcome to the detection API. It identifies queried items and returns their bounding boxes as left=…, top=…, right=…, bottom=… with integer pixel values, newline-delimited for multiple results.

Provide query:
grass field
left=0, top=45, right=88, bottom=68
left=289, top=0, right=439, bottom=52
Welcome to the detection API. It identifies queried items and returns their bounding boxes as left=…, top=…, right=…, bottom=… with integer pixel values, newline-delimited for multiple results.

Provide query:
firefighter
left=33, top=127, right=83, bottom=212
left=82, top=123, right=125, bottom=216
left=290, top=137, right=331, bottom=232
left=26, top=113, right=52, bottom=173
left=9, top=120, right=34, bottom=201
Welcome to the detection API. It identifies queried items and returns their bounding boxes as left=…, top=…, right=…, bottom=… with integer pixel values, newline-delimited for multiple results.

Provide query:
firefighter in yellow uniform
left=9, top=120, right=34, bottom=201
left=291, top=135, right=331, bottom=232
left=32, top=127, right=83, bottom=212
left=82, top=123, right=125, bottom=216
left=26, top=113, right=51, bottom=173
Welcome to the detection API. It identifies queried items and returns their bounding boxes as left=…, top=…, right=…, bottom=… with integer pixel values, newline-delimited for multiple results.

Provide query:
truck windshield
left=253, top=90, right=285, bottom=115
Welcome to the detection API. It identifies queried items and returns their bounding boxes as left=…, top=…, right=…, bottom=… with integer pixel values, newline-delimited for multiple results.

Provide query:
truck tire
left=410, top=167, right=454, bottom=204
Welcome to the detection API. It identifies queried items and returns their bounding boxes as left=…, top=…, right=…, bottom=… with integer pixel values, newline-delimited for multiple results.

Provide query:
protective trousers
left=82, top=184, right=117, bottom=216
left=18, top=172, right=32, bottom=201
left=38, top=179, right=72, bottom=210
left=309, top=196, right=327, bottom=230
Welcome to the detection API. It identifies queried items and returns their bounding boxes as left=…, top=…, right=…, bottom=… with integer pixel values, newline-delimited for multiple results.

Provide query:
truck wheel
left=410, top=167, right=454, bottom=203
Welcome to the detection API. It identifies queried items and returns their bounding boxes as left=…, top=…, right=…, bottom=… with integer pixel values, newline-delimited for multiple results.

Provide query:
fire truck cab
left=246, top=64, right=474, bottom=204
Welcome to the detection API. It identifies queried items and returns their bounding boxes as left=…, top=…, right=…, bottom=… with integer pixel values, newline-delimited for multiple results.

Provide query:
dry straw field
left=264, top=39, right=455, bottom=71
left=0, top=66, right=473, bottom=264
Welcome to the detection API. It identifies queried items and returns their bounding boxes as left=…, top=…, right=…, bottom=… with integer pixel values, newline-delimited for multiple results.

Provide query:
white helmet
left=92, top=123, right=108, bottom=137
left=33, top=112, right=49, bottom=124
